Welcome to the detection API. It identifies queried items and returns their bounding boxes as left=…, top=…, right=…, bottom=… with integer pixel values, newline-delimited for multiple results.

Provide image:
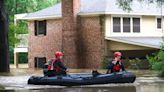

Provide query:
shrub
left=146, top=52, right=158, bottom=66
left=158, top=67, right=164, bottom=77
left=146, top=50, right=164, bottom=71
left=128, top=58, right=150, bottom=69
left=9, top=46, right=14, bottom=64
left=101, top=57, right=112, bottom=69
left=18, top=53, right=28, bottom=64
left=152, top=62, right=164, bottom=70
left=146, top=37, right=164, bottom=77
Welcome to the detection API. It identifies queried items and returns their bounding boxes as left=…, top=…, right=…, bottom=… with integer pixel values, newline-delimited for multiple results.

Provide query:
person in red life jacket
left=47, top=51, right=67, bottom=76
left=106, top=52, right=125, bottom=73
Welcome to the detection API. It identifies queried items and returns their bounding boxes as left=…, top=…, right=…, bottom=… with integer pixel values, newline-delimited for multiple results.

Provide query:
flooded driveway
left=0, top=69, right=163, bottom=92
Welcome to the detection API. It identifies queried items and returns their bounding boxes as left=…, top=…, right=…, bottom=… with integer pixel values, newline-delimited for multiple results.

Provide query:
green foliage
left=5, top=0, right=60, bottom=64
left=159, top=67, right=164, bottom=77
left=18, top=53, right=28, bottom=64
left=6, top=0, right=60, bottom=47
left=128, top=58, right=150, bottom=69
left=102, top=57, right=150, bottom=69
left=5, top=0, right=60, bottom=15
left=160, top=37, right=164, bottom=50
left=152, top=62, right=164, bottom=70
left=8, top=22, right=28, bottom=64
left=117, top=0, right=132, bottom=12
left=147, top=37, right=164, bottom=77
left=157, top=50, right=164, bottom=61
left=9, top=22, right=28, bottom=47
left=116, top=0, right=164, bottom=12
left=101, top=57, right=112, bottom=69
left=9, top=48, right=28, bottom=64
left=9, top=46, right=14, bottom=64
left=146, top=52, right=158, bottom=65
left=146, top=50, right=164, bottom=70
left=16, top=21, right=28, bottom=34
left=6, top=0, right=60, bottom=48
left=9, top=23, right=20, bottom=47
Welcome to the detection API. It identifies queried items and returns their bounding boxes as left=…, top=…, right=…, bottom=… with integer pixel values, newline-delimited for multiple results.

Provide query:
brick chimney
left=61, top=0, right=80, bottom=68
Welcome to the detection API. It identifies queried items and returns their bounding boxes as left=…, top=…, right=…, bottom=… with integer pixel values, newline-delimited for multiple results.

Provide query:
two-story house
left=21, top=0, right=164, bottom=69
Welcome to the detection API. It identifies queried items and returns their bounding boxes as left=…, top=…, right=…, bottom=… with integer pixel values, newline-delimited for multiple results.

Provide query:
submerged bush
left=152, top=62, right=164, bottom=70
left=146, top=50, right=164, bottom=71
left=146, top=37, right=164, bottom=77
left=101, top=57, right=112, bottom=69
left=128, top=58, right=150, bottom=69
left=158, top=67, right=164, bottom=77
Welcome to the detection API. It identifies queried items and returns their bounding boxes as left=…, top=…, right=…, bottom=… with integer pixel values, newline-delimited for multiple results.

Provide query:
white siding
left=105, top=15, right=164, bottom=37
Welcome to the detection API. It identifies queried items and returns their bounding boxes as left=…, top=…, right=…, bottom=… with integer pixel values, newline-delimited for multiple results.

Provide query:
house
left=21, top=0, right=164, bottom=69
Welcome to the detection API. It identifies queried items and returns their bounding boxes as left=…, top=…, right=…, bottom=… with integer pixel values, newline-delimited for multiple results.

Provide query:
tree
left=117, top=0, right=164, bottom=12
left=0, top=0, right=10, bottom=72
left=5, top=0, right=61, bottom=48
left=0, top=0, right=60, bottom=72
left=4, top=0, right=60, bottom=65
left=5, top=0, right=60, bottom=16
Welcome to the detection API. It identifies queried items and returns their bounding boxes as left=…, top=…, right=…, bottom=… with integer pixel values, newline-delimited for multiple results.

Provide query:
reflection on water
left=0, top=86, right=137, bottom=92
left=28, top=86, right=136, bottom=92
left=136, top=83, right=164, bottom=92
left=0, top=69, right=164, bottom=92
left=0, top=84, right=5, bottom=90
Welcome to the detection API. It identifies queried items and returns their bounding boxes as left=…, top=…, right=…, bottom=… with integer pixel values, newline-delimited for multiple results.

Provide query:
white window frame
left=155, top=16, right=163, bottom=31
left=112, top=16, right=121, bottom=33
left=132, top=17, right=141, bottom=33
left=122, top=17, right=131, bottom=33
left=111, top=15, right=142, bottom=34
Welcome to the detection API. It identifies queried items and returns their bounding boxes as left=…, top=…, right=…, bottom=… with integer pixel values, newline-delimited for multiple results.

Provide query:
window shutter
left=34, top=57, right=37, bottom=68
left=34, top=21, right=38, bottom=36
left=157, top=18, right=162, bottom=29
left=44, top=20, right=47, bottom=35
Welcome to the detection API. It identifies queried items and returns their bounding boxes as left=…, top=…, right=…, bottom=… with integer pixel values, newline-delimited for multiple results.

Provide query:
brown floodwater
left=0, top=68, right=163, bottom=92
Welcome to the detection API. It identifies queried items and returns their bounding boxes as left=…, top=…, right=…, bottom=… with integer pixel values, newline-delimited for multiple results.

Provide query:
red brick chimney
left=61, top=0, right=80, bottom=68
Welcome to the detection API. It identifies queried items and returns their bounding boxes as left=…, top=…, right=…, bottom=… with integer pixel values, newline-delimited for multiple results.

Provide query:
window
left=113, top=17, right=121, bottom=32
left=133, top=18, right=140, bottom=32
left=123, top=18, right=130, bottom=32
left=157, top=17, right=162, bottom=29
left=34, top=20, right=47, bottom=36
left=34, top=57, right=46, bottom=68
left=112, top=16, right=140, bottom=33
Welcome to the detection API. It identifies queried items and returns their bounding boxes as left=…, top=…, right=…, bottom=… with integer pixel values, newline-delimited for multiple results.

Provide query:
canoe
left=28, top=71, right=136, bottom=86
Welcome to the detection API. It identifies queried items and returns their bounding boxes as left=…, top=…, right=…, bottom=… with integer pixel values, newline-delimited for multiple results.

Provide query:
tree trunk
left=0, top=0, right=10, bottom=72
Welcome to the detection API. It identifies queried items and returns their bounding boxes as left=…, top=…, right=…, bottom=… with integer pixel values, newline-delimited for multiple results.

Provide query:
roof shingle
left=24, top=0, right=164, bottom=20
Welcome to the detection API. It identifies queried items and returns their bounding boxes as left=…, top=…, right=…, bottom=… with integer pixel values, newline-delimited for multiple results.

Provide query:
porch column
left=14, top=52, right=19, bottom=68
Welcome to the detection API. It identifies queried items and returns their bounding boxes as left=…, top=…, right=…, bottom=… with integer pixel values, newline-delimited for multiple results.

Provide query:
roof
left=23, top=0, right=164, bottom=20
left=80, top=0, right=164, bottom=15
left=24, top=3, right=61, bottom=20
left=105, top=37, right=163, bottom=49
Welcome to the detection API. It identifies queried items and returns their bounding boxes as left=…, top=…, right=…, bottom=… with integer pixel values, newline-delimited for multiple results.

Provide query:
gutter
left=105, top=37, right=160, bottom=49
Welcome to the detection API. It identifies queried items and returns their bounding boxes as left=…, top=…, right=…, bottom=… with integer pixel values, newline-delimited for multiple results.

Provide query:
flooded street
left=0, top=69, right=164, bottom=92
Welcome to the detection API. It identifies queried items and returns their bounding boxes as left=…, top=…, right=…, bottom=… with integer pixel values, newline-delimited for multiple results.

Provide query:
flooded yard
left=0, top=68, right=163, bottom=92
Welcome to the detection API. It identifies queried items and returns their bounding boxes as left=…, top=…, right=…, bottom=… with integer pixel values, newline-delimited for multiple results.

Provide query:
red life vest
left=48, top=59, right=62, bottom=73
left=112, top=60, right=121, bottom=72
left=113, top=64, right=121, bottom=71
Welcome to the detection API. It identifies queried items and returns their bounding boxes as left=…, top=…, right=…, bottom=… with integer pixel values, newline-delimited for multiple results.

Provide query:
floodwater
left=0, top=69, right=164, bottom=92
